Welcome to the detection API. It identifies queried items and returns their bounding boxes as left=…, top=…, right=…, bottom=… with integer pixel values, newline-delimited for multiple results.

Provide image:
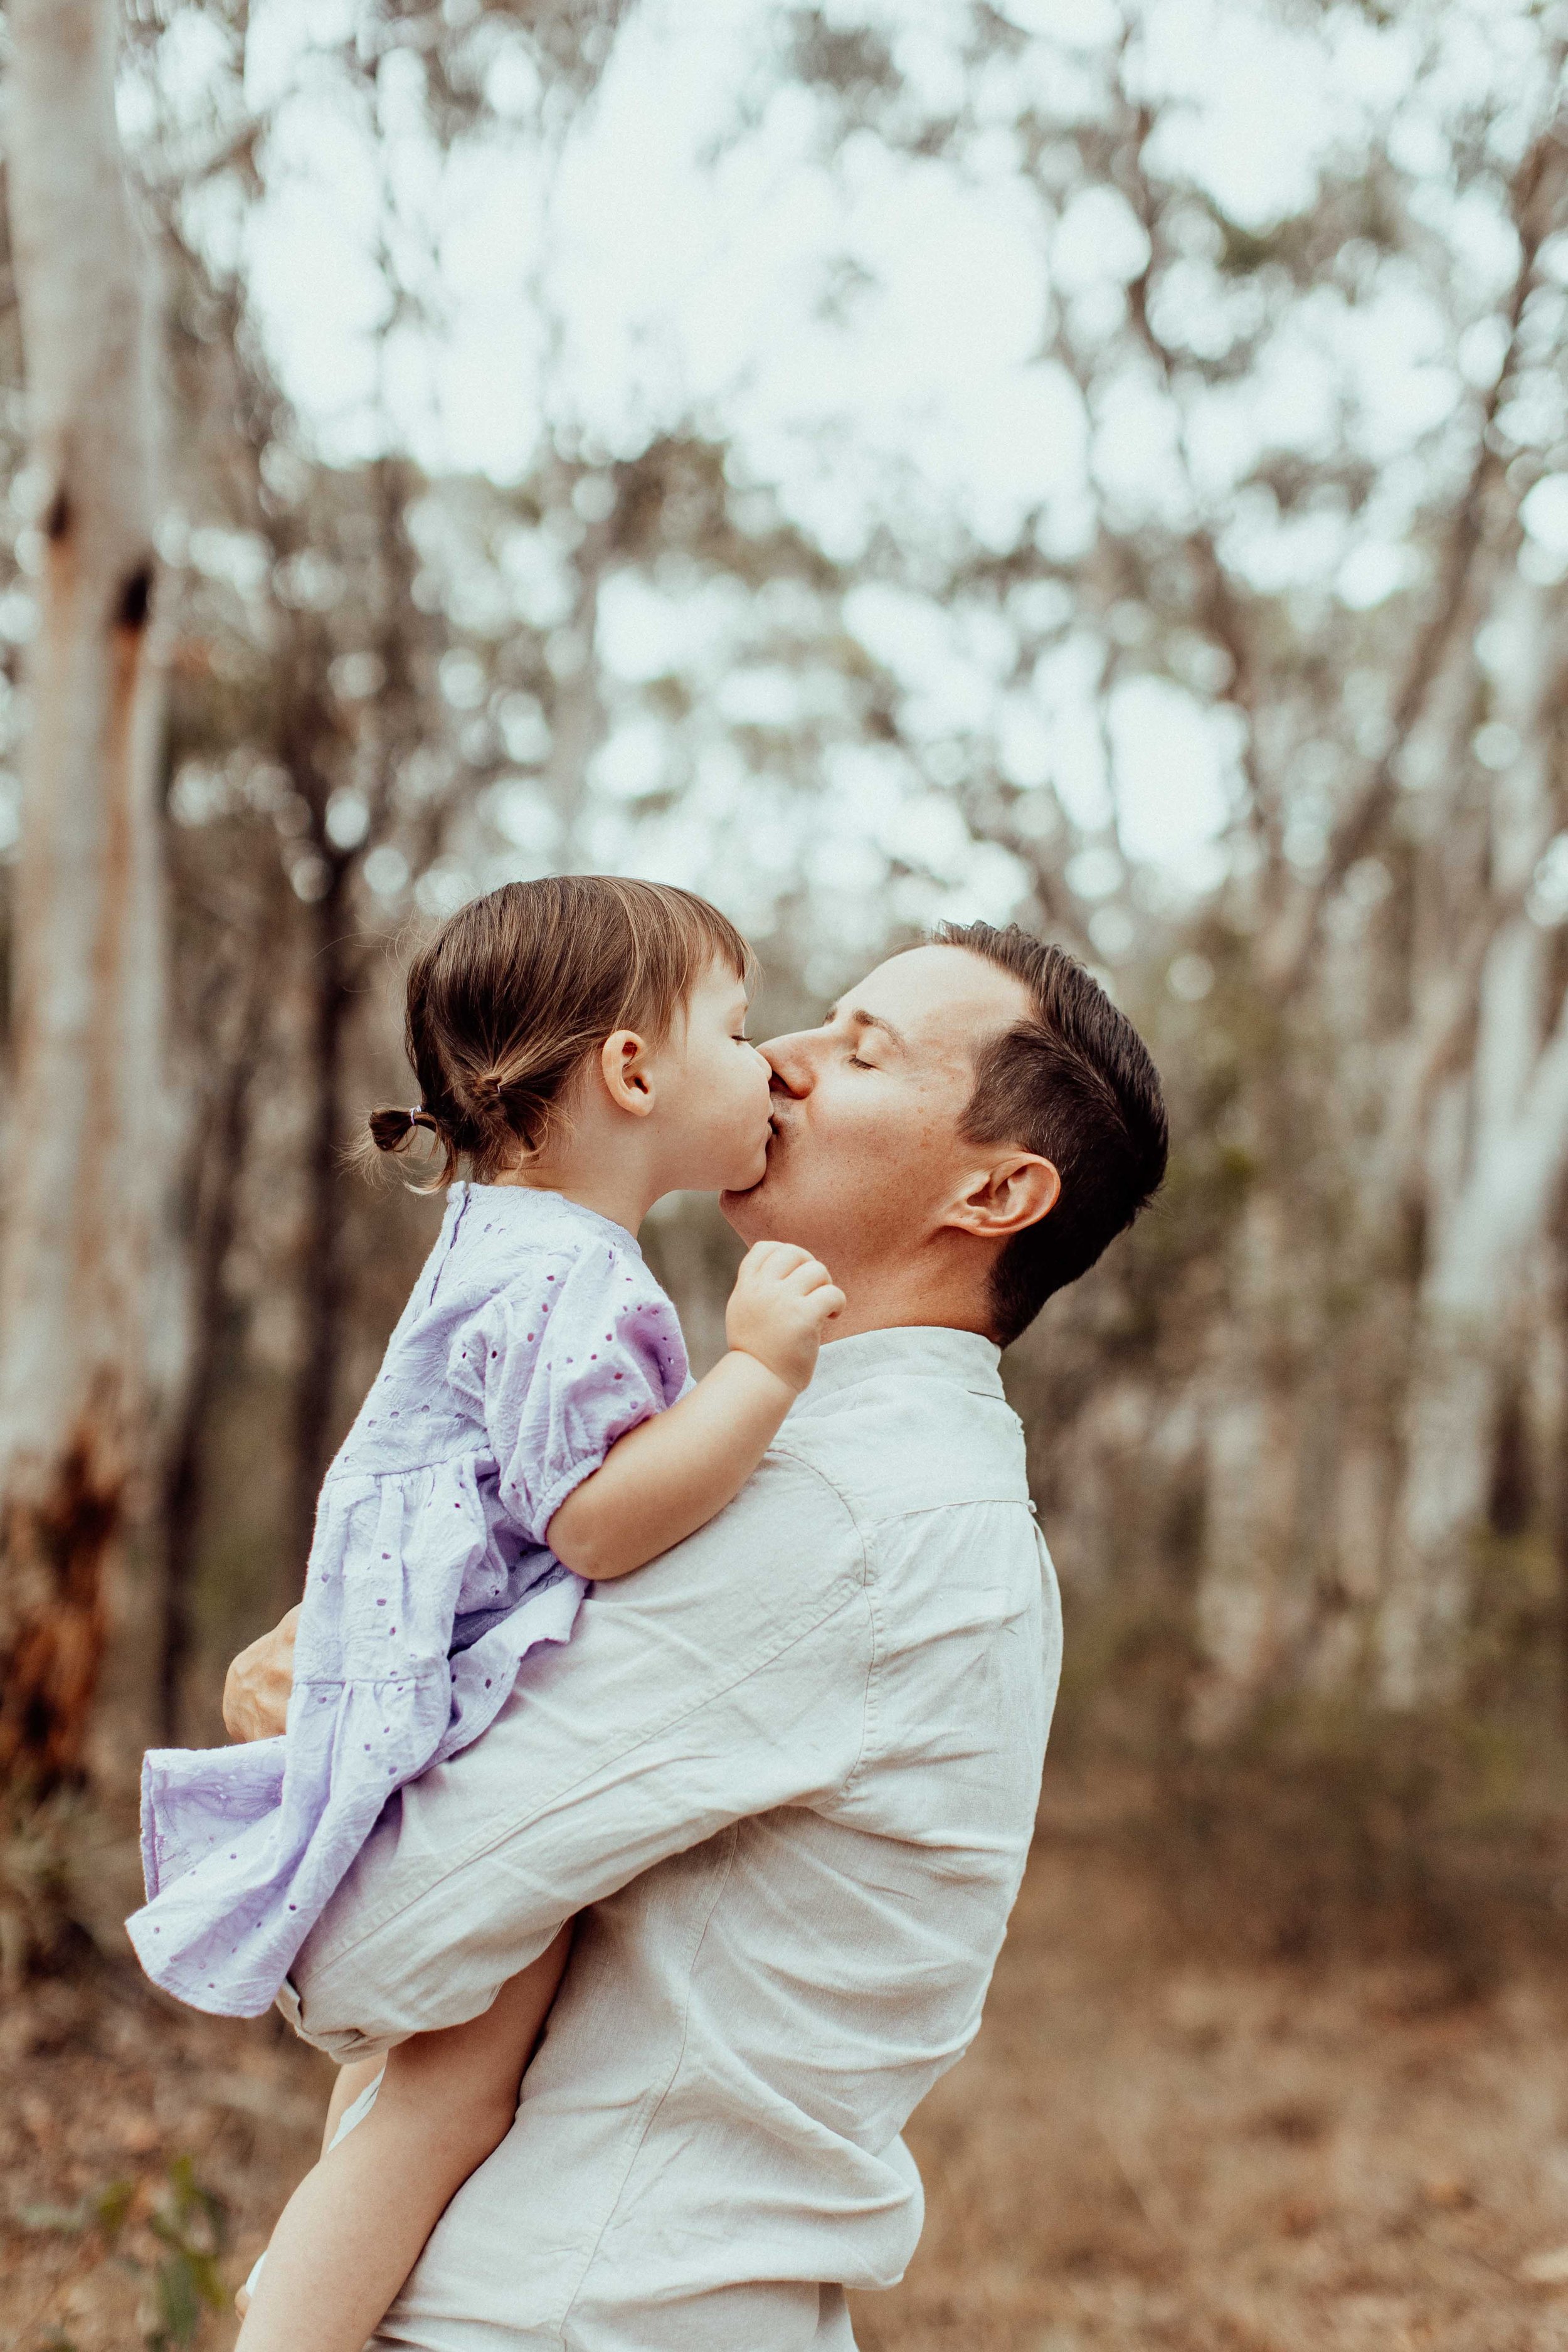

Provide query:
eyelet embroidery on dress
left=129, top=1191, right=687, bottom=2014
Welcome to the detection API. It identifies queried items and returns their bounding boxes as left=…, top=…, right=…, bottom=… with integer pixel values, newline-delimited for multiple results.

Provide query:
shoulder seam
left=767, top=1451, right=1031, bottom=1536
left=767, top=1437, right=872, bottom=1545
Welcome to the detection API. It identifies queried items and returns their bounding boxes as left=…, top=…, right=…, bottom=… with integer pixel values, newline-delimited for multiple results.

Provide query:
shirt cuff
left=274, top=1971, right=399, bottom=2063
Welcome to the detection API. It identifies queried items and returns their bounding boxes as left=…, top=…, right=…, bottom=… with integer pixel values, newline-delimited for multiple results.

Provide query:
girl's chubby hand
left=724, top=1241, right=845, bottom=1396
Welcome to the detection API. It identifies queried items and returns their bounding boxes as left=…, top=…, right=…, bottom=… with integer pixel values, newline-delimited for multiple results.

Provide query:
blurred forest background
left=6, top=0, right=1568, bottom=2346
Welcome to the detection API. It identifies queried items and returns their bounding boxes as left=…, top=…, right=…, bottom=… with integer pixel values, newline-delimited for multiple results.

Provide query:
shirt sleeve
left=280, top=1448, right=871, bottom=2058
left=464, top=1246, right=690, bottom=1548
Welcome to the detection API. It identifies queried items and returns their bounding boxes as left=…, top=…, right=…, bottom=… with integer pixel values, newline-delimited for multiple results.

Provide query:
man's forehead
left=832, top=944, right=1031, bottom=1045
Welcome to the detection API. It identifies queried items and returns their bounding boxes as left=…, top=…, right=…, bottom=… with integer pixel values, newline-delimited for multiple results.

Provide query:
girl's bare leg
left=234, top=1926, right=571, bottom=2352
left=233, top=2059, right=386, bottom=2323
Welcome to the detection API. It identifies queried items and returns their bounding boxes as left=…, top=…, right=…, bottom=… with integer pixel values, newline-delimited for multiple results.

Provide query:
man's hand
left=724, top=1241, right=845, bottom=1396
left=223, top=1603, right=300, bottom=1742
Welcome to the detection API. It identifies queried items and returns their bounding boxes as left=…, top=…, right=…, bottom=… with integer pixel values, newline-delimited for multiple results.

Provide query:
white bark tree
left=779, top=0, right=1568, bottom=1731
left=1379, top=580, right=1568, bottom=1703
left=0, top=0, right=165, bottom=1792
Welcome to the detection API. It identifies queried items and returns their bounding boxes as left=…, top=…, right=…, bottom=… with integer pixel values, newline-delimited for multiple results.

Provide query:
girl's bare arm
left=546, top=1242, right=841, bottom=1582
left=320, top=2057, right=384, bottom=2158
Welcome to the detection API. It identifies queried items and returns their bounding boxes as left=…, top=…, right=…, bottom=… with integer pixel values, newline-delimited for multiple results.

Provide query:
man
left=228, top=920, right=1167, bottom=2351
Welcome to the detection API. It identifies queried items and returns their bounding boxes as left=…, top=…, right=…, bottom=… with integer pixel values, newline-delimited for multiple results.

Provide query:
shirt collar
left=793, top=1324, right=1005, bottom=1412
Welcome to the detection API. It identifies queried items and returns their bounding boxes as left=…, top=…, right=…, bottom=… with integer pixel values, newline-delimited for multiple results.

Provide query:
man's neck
left=819, top=1254, right=996, bottom=1345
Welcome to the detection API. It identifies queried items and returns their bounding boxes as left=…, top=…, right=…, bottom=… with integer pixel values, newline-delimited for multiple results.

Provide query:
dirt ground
left=6, top=1807, right=1568, bottom=2352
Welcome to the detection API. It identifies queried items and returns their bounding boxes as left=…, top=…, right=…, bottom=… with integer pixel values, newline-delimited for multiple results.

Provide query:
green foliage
left=144, top=2156, right=230, bottom=2351
left=97, top=2176, right=137, bottom=2243
left=16, top=2159, right=229, bottom=2352
left=15, top=2173, right=137, bottom=2241
left=1141, top=1695, right=1568, bottom=1980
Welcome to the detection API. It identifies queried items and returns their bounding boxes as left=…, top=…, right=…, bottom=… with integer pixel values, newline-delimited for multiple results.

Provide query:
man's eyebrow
left=827, top=1004, right=908, bottom=1052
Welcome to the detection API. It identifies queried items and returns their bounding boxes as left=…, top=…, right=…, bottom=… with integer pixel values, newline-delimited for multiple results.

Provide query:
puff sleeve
left=453, top=1241, right=691, bottom=1550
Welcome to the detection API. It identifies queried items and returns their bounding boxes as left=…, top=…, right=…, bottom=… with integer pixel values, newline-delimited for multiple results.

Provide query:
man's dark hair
left=933, top=921, right=1168, bottom=1347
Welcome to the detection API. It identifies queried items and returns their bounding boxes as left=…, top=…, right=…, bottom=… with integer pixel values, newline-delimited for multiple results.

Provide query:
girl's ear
left=599, top=1029, right=656, bottom=1118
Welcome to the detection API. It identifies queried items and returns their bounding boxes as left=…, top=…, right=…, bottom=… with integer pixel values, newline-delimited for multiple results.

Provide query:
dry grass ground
left=5, top=1798, right=1568, bottom=2352
left=852, top=1819, right=1568, bottom=2352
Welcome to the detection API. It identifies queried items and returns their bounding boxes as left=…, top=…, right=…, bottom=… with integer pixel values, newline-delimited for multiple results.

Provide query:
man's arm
left=225, top=1604, right=299, bottom=1741
left=280, top=1448, right=869, bottom=2060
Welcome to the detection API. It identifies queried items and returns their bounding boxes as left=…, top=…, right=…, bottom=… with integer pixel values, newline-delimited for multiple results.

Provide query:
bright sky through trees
left=163, top=0, right=1563, bottom=907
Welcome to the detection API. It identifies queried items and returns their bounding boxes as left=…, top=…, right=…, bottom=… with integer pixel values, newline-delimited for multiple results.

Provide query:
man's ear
left=943, top=1152, right=1060, bottom=1241
left=599, top=1029, right=656, bottom=1118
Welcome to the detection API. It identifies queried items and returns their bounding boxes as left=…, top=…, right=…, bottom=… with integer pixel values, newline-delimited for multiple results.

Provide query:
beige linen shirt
left=283, top=1325, right=1061, bottom=2351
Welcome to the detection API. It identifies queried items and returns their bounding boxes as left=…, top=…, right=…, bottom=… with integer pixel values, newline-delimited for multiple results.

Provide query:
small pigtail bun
left=368, top=1104, right=414, bottom=1153
left=353, top=1103, right=452, bottom=1192
left=368, top=1104, right=435, bottom=1154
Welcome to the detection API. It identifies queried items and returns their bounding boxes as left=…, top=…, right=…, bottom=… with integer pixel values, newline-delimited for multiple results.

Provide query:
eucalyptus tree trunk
left=285, top=857, right=355, bottom=1601
left=543, top=517, right=608, bottom=864
left=0, top=0, right=164, bottom=1793
left=1378, top=583, right=1568, bottom=1705
left=1187, top=1189, right=1305, bottom=1741
left=157, top=923, right=272, bottom=1742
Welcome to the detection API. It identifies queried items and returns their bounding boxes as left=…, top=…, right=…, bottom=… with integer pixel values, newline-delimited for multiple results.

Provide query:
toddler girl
left=127, top=874, right=843, bottom=2352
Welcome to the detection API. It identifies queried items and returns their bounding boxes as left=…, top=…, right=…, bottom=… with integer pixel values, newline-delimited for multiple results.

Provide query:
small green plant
left=15, top=2176, right=135, bottom=2240
left=16, top=2158, right=228, bottom=2350
left=142, top=2157, right=229, bottom=2351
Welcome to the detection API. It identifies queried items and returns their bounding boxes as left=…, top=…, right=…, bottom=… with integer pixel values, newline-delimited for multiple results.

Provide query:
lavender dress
left=127, top=1185, right=689, bottom=2018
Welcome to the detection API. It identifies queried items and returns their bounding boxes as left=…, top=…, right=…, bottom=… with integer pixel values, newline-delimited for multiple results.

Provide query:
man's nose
left=758, top=1030, right=815, bottom=1096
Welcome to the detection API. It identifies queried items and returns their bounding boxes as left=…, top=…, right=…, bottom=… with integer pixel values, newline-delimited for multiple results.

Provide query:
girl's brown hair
left=368, top=876, right=755, bottom=1188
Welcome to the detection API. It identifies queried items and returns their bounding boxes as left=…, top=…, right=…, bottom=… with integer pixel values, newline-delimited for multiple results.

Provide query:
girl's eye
left=847, top=1054, right=873, bottom=1070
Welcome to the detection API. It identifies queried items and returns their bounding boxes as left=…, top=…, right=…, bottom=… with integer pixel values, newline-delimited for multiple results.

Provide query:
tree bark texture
left=0, top=0, right=165, bottom=1793
left=157, top=940, right=270, bottom=1744
left=1190, top=1382, right=1303, bottom=1745
left=1379, top=585, right=1568, bottom=1703
left=285, top=866, right=354, bottom=1605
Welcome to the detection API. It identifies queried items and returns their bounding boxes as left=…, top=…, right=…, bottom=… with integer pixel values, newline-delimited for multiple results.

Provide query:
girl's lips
left=724, top=1119, right=781, bottom=1200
